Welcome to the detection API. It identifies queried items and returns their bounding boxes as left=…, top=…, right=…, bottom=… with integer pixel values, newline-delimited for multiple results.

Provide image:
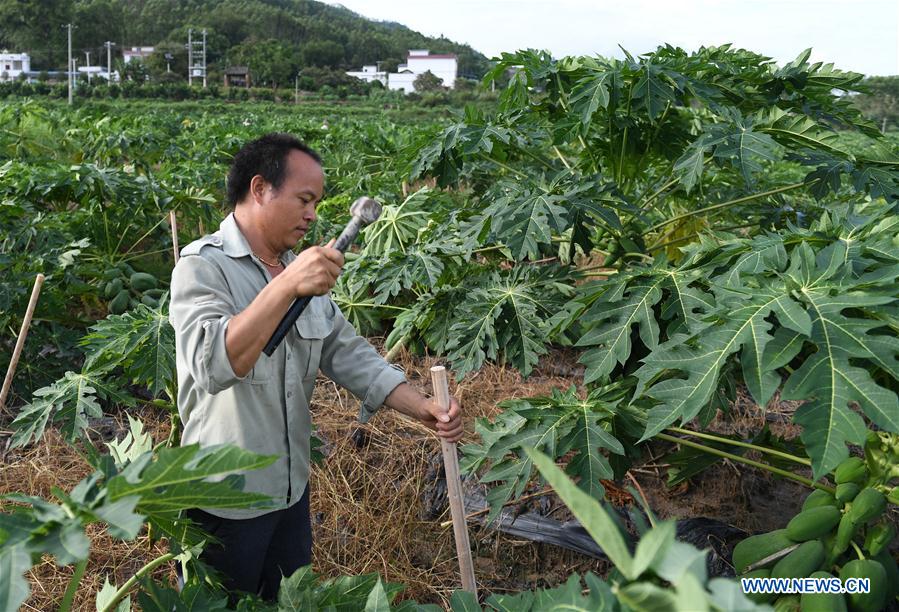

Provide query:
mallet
left=262, top=196, right=382, bottom=356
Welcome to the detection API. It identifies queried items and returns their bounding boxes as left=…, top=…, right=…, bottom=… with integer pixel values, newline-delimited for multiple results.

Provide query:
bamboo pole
left=1, top=273, right=45, bottom=414
left=430, top=365, right=477, bottom=596
left=169, top=211, right=180, bottom=264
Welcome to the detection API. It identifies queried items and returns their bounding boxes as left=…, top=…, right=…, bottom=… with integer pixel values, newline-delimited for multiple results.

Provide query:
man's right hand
left=280, top=239, right=344, bottom=297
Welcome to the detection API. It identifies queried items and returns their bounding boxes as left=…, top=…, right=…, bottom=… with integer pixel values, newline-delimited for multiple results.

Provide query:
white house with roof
left=0, top=52, right=30, bottom=81
left=123, top=46, right=154, bottom=63
left=387, top=50, right=457, bottom=93
left=345, top=64, right=387, bottom=86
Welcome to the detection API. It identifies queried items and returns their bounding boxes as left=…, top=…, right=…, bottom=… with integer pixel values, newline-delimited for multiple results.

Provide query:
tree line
left=0, top=0, right=490, bottom=88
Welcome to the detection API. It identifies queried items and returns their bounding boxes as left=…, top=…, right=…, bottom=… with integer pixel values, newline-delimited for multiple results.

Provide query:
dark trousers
left=185, top=485, right=312, bottom=601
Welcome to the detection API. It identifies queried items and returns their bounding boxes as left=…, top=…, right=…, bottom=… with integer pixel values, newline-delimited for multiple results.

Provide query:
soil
left=0, top=345, right=848, bottom=610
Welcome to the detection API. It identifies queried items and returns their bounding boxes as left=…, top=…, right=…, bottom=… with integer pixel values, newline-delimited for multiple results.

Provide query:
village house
left=345, top=64, right=387, bottom=86
left=0, top=51, right=30, bottom=81
left=387, top=49, right=457, bottom=93
left=122, top=46, right=154, bottom=63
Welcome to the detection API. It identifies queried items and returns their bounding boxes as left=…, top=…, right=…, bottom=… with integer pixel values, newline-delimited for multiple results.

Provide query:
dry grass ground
left=1, top=345, right=812, bottom=610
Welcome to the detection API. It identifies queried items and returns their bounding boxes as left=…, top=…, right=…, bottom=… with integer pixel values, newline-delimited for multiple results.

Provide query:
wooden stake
left=169, top=210, right=180, bottom=264
left=430, top=365, right=477, bottom=596
left=1, top=273, right=45, bottom=414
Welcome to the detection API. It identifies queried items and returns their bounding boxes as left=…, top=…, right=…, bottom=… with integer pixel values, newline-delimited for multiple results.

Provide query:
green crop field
left=1, top=45, right=898, bottom=611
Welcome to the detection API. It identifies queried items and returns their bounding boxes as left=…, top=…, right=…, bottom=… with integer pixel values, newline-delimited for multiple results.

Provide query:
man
left=169, top=133, right=463, bottom=601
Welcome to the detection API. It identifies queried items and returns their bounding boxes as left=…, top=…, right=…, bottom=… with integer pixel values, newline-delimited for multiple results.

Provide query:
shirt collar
left=218, top=212, right=298, bottom=263
left=219, top=212, right=252, bottom=258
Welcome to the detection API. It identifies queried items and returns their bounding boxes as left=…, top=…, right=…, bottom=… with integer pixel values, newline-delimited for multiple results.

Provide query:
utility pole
left=84, top=51, right=91, bottom=84
left=65, top=23, right=73, bottom=104
left=187, top=28, right=192, bottom=86
left=202, top=29, right=207, bottom=88
left=104, top=41, right=114, bottom=82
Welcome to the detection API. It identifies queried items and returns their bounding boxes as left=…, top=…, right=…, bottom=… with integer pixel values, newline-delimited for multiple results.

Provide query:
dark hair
left=226, top=133, right=322, bottom=207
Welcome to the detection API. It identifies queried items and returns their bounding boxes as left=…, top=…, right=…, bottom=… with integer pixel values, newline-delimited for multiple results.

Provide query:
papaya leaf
left=81, top=300, right=176, bottom=398
left=570, top=70, right=611, bottom=128
left=10, top=368, right=134, bottom=448
left=638, top=287, right=813, bottom=440
left=106, top=444, right=279, bottom=515
left=0, top=546, right=30, bottom=612
left=485, top=187, right=567, bottom=262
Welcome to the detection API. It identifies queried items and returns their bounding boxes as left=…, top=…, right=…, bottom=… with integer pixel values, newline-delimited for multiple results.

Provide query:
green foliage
left=0, top=438, right=277, bottom=612
left=81, top=299, right=176, bottom=398
left=630, top=205, right=899, bottom=477
left=852, top=76, right=899, bottom=131
left=520, top=447, right=771, bottom=612
left=461, top=384, right=635, bottom=522
left=414, top=46, right=897, bottom=263
left=0, top=0, right=489, bottom=79
left=413, top=71, right=445, bottom=93
left=10, top=301, right=175, bottom=449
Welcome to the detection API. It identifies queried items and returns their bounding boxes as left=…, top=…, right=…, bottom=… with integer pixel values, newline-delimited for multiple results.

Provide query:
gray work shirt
left=169, top=213, right=407, bottom=519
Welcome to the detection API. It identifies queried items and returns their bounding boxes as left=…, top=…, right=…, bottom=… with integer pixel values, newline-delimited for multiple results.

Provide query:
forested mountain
left=0, top=0, right=490, bottom=86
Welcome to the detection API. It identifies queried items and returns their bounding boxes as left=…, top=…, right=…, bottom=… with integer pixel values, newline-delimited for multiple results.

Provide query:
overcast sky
left=331, top=0, right=898, bottom=76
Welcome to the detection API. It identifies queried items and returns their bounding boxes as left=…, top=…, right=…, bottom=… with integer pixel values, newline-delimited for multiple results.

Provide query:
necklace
left=254, top=251, right=282, bottom=268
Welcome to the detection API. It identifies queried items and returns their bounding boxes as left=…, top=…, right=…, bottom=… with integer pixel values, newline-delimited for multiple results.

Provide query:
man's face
left=258, top=149, right=324, bottom=252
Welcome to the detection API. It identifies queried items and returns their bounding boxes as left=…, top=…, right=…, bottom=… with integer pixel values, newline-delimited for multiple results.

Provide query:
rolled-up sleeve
left=170, top=254, right=247, bottom=395
left=319, top=301, right=407, bottom=423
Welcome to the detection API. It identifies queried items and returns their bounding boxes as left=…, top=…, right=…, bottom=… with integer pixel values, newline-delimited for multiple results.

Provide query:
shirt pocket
left=293, top=315, right=332, bottom=380
left=248, top=353, right=275, bottom=384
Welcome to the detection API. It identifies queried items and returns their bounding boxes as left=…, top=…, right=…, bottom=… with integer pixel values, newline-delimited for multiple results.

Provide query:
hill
left=0, top=0, right=490, bottom=87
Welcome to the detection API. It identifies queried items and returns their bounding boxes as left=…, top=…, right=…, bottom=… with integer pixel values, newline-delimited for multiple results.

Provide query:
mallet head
left=350, top=196, right=382, bottom=225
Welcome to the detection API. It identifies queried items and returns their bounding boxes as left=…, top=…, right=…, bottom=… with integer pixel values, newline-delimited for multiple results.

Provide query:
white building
left=345, top=64, right=387, bottom=86
left=387, top=50, right=457, bottom=93
left=0, top=52, right=30, bottom=81
left=123, top=47, right=154, bottom=63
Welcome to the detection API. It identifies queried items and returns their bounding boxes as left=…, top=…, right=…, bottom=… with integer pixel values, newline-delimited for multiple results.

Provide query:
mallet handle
left=430, top=365, right=478, bottom=596
left=1, top=273, right=45, bottom=413
left=262, top=216, right=364, bottom=357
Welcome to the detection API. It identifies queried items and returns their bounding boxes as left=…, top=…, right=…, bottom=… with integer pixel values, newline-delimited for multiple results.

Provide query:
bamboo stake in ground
left=0, top=273, right=45, bottom=414
left=430, top=365, right=478, bottom=596
left=169, top=210, right=180, bottom=264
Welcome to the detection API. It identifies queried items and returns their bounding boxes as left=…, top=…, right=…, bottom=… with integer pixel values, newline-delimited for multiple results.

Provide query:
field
left=2, top=45, right=899, bottom=611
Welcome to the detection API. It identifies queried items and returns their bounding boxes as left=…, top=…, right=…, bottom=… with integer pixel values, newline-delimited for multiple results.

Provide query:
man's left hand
left=418, top=396, right=463, bottom=443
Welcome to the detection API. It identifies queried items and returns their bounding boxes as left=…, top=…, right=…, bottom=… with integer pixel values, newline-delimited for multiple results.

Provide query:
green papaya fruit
left=104, top=278, right=123, bottom=298
left=872, top=550, right=899, bottom=603
left=800, top=572, right=847, bottom=612
left=733, top=529, right=797, bottom=574
left=101, top=267, right=122, bottom=281
left=108, top=289, right=129, bottom=314
left=834, top=457, right=867, bottom=485
left=130, top=272, right=158, bottom=292
left=140, top=295, right=158, bottom=308
left=846, top=488, right=886, bottom=526
left=803, top=489, right=840, bottom=511
left=835, top=483, right=861, bottom=505
left=143, top=289, right=165, bottom=299
left=774, top=595, right=801, bottom=612
left=839, top=558, right=886, bottom=612
left=772, top=540, right=825, bottom=580
left=833, top=514, right=859, bottom=561
left=742, top=568, right=777, bottom=604
left=863, top=522, right=895, bottom=557
left=786, top=506, right=842, bottom=542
